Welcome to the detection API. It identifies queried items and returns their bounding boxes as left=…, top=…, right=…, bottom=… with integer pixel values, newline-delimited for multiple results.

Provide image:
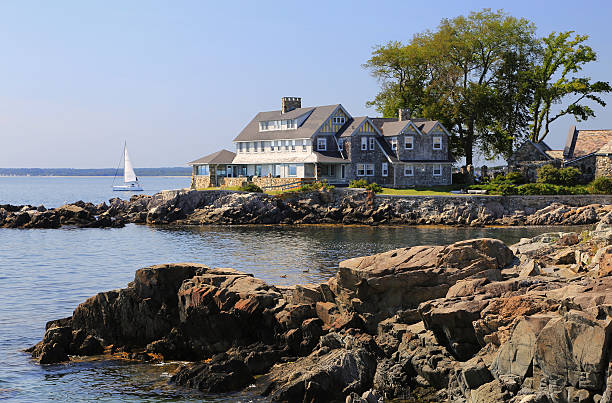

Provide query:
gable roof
left=233, top=104, right=341, bottom=141
left=188, top=149, right=236, bottom=165
left=370, top=118, right=442, bottom=136
left=564, top=126, right=612, bottom=160
left=337, top=116, right=368, bottom=138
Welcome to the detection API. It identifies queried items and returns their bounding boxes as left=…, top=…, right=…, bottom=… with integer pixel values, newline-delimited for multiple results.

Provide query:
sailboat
left=112, top=142, right=143, bottom=191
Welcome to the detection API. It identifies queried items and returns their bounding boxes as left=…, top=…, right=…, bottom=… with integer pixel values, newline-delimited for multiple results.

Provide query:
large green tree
left=528, top=31, right=611, bottom=142
left=365, top=9, right=538, bottom=165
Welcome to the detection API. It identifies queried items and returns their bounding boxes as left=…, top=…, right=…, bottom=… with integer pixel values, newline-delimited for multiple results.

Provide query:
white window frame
left=284, top=140, right=290, bottom=151
left=405, top=136, right=414, bottom=150
left=368, top=137, right=375, bottom=151
left=302, top=139, right=307, bottom=152
left=382, top=162, right=388, bottom=177
left=433, top=136, right=442, bottom=150
left=404, top=164, right=414, bottom=177
left=433, top=164, right=442, bottom=176
left=390, top=137, right=397, bottom=151
left=238, top=143, right=243, bottom=153
left=288, top=164, right=297, bottom=177
left=291, top=140, right=296, bottom=152
left=361, top=137, right=367, bottom=151
left=245, top=142, right=250, bottom=152
left=337, top=138, right=344, bottom=151
left=317, top=138, right=327, bottom=151
left=356, top=164, right=366, bottom=176
left=365, top=164, right=374, bottom=176
left=275, top=140, right=281, bottom=152
left=333, top=116, right=346, bottom=124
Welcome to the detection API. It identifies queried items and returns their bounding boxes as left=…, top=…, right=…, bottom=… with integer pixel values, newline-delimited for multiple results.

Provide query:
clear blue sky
left=1, top=0, right=611, bottom=168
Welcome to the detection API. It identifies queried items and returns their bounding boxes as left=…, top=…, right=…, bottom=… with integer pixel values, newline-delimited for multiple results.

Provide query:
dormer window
left=317, top=138, right=327, bottom=151
left=433, top=136, right=442, bottom=150
left=390, top=137, right=397, bottom=150
left=259, top=119, right=297, bottom=131
left=405, top=136, right=414, bottom=150
left=333, top=116, right=346, bottom=124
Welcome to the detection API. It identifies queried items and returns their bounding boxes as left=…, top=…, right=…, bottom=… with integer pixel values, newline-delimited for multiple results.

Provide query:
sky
left=1, top=0, right=611, bottom=168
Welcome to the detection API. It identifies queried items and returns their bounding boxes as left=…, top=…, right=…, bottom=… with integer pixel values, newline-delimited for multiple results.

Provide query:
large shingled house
left=508, top=125, right=612, bottom=183
left=189, top=97, right=454, bottom=189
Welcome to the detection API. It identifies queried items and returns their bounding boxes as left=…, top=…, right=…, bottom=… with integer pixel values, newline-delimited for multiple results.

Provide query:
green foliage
left=349, top=179, right=382, bottom=193
left=503, top=171, right=526, bottom=185
left=349, top=179, right=369, bottom=188
left=297, top=180, right=334, bottom=192
left=529, top=32, right=612, bottom=142
left=365, top=183, right=383, bottom=193
left=536, top=165, right=560, bottom=184
left=589, top=177, right=612, bottom=194
left=558, top=167, right=581, bottom=186
left=536, top=165, right=581, bottom=186
left=239, top=182, right=263, bottom=193
left=518, top=183, right=589, bottom=195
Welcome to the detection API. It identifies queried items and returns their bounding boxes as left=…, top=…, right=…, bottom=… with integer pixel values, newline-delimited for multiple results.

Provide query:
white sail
left=123, top=146, right=137, bottom=183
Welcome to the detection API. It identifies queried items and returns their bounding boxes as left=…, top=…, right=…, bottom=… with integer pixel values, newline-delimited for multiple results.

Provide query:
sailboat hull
left=112, top=183, right=143, bottom=191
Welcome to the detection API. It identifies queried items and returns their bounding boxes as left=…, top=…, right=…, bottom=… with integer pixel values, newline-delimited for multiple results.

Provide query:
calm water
left=0, top=177, right=587, bottom=402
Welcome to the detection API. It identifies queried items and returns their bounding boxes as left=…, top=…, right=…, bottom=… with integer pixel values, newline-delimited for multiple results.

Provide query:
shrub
left=239, top=182, right=263, bottom=193
left=365, top=182, right=383, bottom=193
left=504, top=171, right=525, bottom=184
left=536, top=165, right=560, bottom=184
left=558, top=167, right=581, bottom=186
left=349, top=179, right=369, bottom=188
left=590, top=177, right=612, bottom=194
left=497, top=183, right=518, bottom=195
left=298, top=180, right=334, bottom=192
left=452, top=172, right=466, bottom=184
left=518, top=183, right=559, bottom=195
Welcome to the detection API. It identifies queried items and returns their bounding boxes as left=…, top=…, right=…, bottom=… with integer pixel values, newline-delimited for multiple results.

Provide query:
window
left=404, top=165, right=414, bottom=176
left=390, top=137, right=397, bottom=151
left=369, top=137, right=375, bottom=151
left=302, top=139, right=307, bottom=152
left=405, top=136, right=414, bottom=150
left=333, top=116, right=346, bottom=124
left=317, top=138, right=327, bottom=151
left=245, top=142, right=250, bottom=152
left=357, top=164, right=366, bottom=176
left=337, top=138, right=344, bottom=151
left=433, top=164, right=442, bottom=176
left=325, top=165, right=335, bottom=176
left=288, top=164, right=297, bottom=177
left=259, top=121, right=268, bottom=131
left=433, top=137, right=442, bottom=150
left=259, top=141, right=264, bottom=152
left=365, top=164, right=374, bottom=176
left=382, top=163, right=388, bottom=177
left=284, top=140, right=290, bottom=151
left=276, top=140, right=281, bottom=152
left=255, top=165, right=262, bottom=176
left=197, top=165, right=209, bottom=175
left=237, top=143, right=243, bottom=153
left=361, top=137, right=367, bottom=151
left=291, top=140, right=296, bottom=152
left=274, top=164, right=282, bottom=177
left=259, top=119, right=297, bottom=131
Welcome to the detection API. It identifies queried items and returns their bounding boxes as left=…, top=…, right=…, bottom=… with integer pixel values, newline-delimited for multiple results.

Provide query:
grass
left=379, top=185, right=465, bottom=196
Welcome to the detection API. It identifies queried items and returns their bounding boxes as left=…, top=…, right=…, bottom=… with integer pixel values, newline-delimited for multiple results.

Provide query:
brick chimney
left=398, top=108, right=410, bottom=121
left=282, top=97, right=301, bottom=114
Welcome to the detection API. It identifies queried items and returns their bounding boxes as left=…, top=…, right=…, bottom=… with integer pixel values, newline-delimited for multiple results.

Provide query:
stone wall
left=511, top=160, right=561, bottom=183
left=221, top=177, right=248, bottom=189
left=192, top=175, right=211, bottom=189
left=252, top=177, right=314, bottom=190
left=595, top=155, right=612, bottom=179
left=566, top=155, right=596, bottom=183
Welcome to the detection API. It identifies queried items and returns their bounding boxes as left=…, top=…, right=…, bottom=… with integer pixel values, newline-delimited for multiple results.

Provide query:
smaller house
left=507, top=140, right=562, bottom=182
left=188, top=149, right=236, bottom=188
left=563, top=126, right=612, bottom=182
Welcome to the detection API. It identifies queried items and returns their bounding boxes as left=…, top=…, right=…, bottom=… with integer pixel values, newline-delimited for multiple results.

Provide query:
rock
left=597, top=246, right=612, bottom=277
left=170, top=353, right=254, bottom=393
left=471, top=379, right=512, bottom=402
left=519, top=260, right=541, bottom=277
left=534, top=310, right=611, bottom=392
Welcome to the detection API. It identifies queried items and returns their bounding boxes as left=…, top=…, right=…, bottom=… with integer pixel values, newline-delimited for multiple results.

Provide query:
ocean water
left=0, top=177, right=588, bottom=402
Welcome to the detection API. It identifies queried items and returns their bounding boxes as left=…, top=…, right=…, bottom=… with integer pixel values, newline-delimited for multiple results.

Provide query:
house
left=507, top=140, right=563, bottom=182
left=563, top=126, right=612, bottom=182
left=508, top=125, right=612, bottom=183
left=189, top=97, right=454, bottom=189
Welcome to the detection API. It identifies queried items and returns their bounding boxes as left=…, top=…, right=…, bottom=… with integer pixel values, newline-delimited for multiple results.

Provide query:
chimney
left=398, top=108, right=410, bottom=121
left=282, top=97, right=301, bottom=114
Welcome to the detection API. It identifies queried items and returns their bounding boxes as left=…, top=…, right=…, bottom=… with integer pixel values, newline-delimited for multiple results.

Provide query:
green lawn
left=379, top=185, right=464, bottom=196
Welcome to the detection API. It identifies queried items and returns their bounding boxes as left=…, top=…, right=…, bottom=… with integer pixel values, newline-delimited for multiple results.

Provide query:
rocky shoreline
left=2, top=188, right=612, bottom=229
left=28, top=213, right=612, bottom=402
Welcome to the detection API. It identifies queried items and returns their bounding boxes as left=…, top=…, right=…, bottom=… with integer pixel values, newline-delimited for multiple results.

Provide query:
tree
left=364, top=9, right=538, bottom=165
left=528, top=32, right=611, bottom=142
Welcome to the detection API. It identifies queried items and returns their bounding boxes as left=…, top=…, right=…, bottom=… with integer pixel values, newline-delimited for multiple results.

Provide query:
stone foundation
left=252, top=177, right=314, bottom=190
left=221, top=177, right=248, bottom=189
left=192, top=175, right=211, bottom=189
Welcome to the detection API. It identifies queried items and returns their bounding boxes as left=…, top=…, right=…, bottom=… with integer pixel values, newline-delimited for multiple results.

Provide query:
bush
left=349, top=179, right=368, bottom=188
left=558, top=167, right=581, bottom=186
left=497, top=183, right=518, bottom=195
left=365, top=182, right=383, bottom=193
left=298, top=180, right=334, bottom=192
left=517, top=183, right=590, bottom=195
left=504, top=171, right=525, bottom=185
left=239, top=182, right=263, bottom=193
left=590, top=177, right=612, bottom=194
left=536, top=165, right=560, bottom=184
